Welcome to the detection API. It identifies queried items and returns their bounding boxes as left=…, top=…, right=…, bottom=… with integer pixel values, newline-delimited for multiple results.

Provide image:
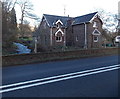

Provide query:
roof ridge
left=43, top=14, right=70, bottom=18
left=75, top=12, right=98, bottom=18
left=43, top=12, right=97, bottom=19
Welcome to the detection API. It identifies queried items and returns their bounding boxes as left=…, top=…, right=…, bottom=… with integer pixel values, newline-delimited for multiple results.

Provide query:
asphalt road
left=1, top=55, right=120, bottom=97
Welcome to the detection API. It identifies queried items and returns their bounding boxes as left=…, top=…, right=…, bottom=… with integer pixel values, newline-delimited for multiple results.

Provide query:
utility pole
left=118, top=1, right=120, bottom=32
left=34, top=37, right=37, bottom=53
left=118, top=1, right=120, bottom=19
left=0, top=1, right=2, bottom=55
left=0, top=1, right=2, bottom=99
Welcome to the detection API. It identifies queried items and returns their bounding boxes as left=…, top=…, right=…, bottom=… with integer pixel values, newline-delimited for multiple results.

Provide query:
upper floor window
left=55, top=20, right=63, bottom=28
left=93, top=21, right=97, bottom=28
left=43, top=22, right=47, bottom=28
left=57, top=23, right=61, bottom=28
left=43, top=18, right=45, bottom=21
left=44, top=35, right=47, bottom=44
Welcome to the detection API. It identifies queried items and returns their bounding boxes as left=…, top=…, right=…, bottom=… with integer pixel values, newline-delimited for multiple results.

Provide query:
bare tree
left=2, top=0, right=17, bottom=12
left=16, top=0, right=32, bottom=36
left=17, top=0, right=39, bottom=37
left=91, top=8, right=118, bottom=32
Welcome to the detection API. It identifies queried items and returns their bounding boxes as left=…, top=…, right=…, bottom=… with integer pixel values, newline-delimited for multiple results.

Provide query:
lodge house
left=35, top=12, right=103, bottom=50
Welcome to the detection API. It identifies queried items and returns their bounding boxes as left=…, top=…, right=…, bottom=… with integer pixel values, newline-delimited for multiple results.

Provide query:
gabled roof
left=72, top=12, right=98, bottom=25
left=43, top=14, right=70, bottom=27
left=42, top=12, right=100, bottom=27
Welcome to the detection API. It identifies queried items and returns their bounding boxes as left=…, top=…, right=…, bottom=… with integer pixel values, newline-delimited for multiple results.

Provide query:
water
left=14, top=42, right=31, bottom=54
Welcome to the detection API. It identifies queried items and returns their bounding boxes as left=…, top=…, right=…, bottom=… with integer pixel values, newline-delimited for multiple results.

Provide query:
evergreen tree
left=9, top=7, right=17, bottom=30
left=2, top=2, right=9, bottom=45
left=2, top=1, right=18, bottom=55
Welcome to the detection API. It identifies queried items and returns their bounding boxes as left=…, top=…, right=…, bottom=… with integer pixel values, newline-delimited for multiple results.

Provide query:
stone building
left=35, top=12, right=103, bottom=50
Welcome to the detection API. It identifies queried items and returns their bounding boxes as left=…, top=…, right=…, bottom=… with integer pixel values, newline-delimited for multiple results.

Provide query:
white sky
left=15, top=0, right=120, bottom=25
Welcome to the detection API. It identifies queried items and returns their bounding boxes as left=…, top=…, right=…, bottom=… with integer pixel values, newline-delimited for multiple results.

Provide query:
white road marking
left=0, top=64, right=119, bottom=93
left=1, top=64, right=119, bottom=89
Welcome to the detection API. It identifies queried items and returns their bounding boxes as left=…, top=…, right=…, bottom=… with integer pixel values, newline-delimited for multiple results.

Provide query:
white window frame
left=55, top=19, right=63, bottom=25
left=93, top=21, right=97, bottom=28
left=93, top=36, right=98, bottom=42
left=92, top=29, right=101, bottom=35
left=76, top=36, right=78, bottom=42
left=55, top=29, right=64, bottom=36
left=56, top=36, right=62, bottom=42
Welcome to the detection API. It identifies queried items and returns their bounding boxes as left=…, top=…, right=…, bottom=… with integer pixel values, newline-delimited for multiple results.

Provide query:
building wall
left=37, top=15, right=103, bottom=50
left=66, top=26, right=74, bottom=46
left=69, top=17, right=103, bottom=49
left=37, top=18, right=66, bottom=49
left=87, top=17, right=103, bottom=48
left=38, top=18, right=51, bottom=48
left=52, top=27, right=65, bottom=47
left=66, top=19, right=74, bottom=46
left=72, top=24, right=85, bottom=48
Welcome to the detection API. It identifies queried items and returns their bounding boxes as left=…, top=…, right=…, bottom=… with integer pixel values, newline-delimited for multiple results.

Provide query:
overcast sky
left=15, top=0, right=120, bottom=25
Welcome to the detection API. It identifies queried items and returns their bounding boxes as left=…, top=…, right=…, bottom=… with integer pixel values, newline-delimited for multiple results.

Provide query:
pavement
left=1, top=55, right=120, bottom=97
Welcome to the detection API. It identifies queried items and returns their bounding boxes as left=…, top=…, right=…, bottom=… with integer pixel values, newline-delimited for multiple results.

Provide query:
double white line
left=0, top=64, right=120, bottom=93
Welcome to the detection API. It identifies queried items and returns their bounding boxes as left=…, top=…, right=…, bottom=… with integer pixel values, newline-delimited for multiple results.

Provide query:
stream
left=14, top=42, right=31, bottom=54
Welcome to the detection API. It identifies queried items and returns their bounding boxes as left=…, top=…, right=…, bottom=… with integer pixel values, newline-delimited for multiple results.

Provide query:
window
left=76, top=36, right=78, bottom=42
left=44, top=35, right=47, bottom=44
left=94, top=36, right=98, bottom=42
left=56, top=36, right=62, bottom=42
left=93, top=22, right=97, bottom=28
left=56, top=23, right=62, bottom=29
left=43, top=22, right=46, bottom=28
left=58, top=24, right=61, bottom=28
left=55, top=20, right=63, bottom=28
left=43, top=18, right=47, bottom=28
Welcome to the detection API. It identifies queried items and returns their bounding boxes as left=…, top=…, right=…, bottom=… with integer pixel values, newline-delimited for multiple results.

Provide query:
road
left=1, top=55, right=120, bottom=97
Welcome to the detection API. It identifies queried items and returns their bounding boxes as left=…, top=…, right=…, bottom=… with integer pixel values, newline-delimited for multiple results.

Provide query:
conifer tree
left=2, top=0, right=18, bottom=55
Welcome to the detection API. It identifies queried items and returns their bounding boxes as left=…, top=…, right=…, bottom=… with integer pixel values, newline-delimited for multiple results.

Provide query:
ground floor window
left=93, top=36, right=98, bottom=42
left=76, top=36, right=78, bottom=42
left=56, top=36, right=62, bottom=42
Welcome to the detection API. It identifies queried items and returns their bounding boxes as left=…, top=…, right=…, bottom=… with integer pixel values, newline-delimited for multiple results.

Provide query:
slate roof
left=43, top=12, right=98, bottom=27
left=43, top=14, right=70, bottom=27
left=72, top=12, right=98, bottom=25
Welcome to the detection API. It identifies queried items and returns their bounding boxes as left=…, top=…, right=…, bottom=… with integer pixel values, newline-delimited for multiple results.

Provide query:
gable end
left=90, top=13, right=103, bottom=24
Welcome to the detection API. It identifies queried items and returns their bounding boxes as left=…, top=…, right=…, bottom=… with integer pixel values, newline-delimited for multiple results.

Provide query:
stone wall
left=2, top=48, right=119, bottom=67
